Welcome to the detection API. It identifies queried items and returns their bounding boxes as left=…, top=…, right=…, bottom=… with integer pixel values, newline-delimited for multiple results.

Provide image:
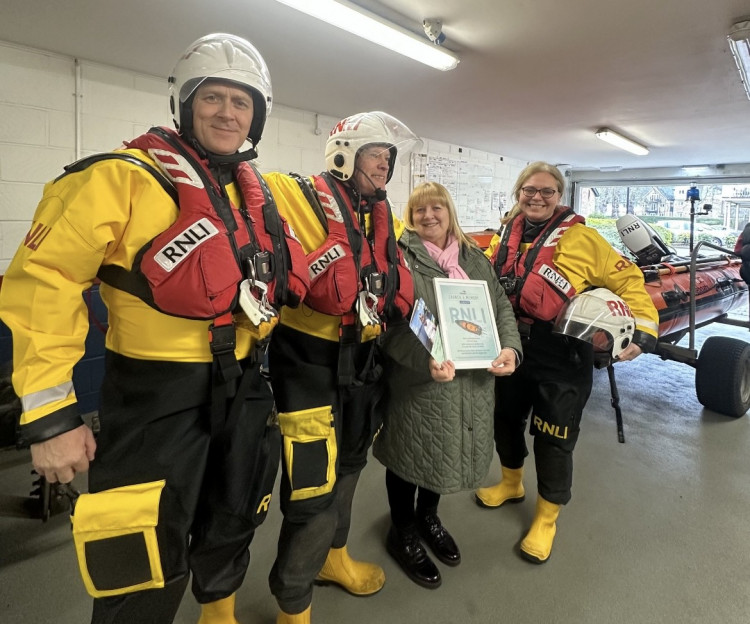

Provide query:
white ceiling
left=2, top=0, right=750, bottom=172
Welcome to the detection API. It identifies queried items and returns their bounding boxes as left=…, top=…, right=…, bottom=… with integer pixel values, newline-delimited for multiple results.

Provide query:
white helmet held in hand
left=169, top=33, right=272, bottom=151
left=325, top=111, right=421, bottom=183
left=553, top=288, right=635, bottom=358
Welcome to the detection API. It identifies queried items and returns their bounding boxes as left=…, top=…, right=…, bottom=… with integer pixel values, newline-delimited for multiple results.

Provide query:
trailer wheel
left=695, top=336, right=750, bottom=417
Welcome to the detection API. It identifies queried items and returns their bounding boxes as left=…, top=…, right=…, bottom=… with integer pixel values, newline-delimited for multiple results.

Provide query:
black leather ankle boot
left=417, top=512, right=461, bottom=566
left=385, top=525, right=441, bottom=589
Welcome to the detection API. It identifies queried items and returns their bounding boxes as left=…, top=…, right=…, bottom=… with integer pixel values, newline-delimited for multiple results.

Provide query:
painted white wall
left=0, top=40, right=526, bottom=272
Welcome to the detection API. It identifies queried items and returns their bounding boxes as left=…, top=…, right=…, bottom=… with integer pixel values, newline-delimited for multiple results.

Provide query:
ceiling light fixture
left=271, top=0, right=460, bottom=71
left=681, top=165, right=712, bottom=176
left=595, top=128, right=649, bottom=156
left=728, top=20, right=750, bottom=100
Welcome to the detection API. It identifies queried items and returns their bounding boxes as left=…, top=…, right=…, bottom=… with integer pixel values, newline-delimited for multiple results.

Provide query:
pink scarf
left=422, top=234, right=470, bottom=280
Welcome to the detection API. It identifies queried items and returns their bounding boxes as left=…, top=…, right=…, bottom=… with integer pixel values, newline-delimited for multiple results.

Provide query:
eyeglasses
left=520, top=186, right=558, bottom=199
left=360, top=148, right=391, bottom=162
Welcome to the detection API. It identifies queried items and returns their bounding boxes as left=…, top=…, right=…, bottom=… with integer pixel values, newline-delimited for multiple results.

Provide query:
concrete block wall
left=0, top=38, right=526, bottom=415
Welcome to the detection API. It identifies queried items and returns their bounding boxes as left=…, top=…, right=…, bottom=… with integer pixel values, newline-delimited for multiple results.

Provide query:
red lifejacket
left=303, top=172, right=413, bottom=321
left=490, top=207, right=585, bottom=322
left=94, top=126, right=309, bottom=320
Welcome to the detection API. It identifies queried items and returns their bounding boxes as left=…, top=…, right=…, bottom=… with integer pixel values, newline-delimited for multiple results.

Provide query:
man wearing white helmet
left=263, top=112, right=420, bottom=623
left=0, top=33, right=308, bottom=624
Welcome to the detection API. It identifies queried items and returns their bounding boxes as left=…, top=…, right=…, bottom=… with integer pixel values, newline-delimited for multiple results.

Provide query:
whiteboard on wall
left=411, top=152, right=509, bottom=231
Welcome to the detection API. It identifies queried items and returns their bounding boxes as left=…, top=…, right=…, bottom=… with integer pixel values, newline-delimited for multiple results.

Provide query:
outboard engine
left=616, top=214, right=671, bottom=266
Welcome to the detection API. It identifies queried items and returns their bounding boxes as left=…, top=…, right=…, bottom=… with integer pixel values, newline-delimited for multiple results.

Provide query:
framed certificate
left=432, top=278, right=502, bottom=369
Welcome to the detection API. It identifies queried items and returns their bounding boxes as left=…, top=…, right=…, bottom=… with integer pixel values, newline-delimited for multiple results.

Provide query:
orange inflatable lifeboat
left=470, top=217, right=750, bottom=418
left=640, top=256, right=748, bottom=338
left=466, top=224, right=748, bottom=339
left=616, top=215, right=750, bottom=418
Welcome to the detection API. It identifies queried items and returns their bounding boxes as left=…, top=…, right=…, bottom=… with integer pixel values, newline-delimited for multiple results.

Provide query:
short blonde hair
left=502, top=161, right=565, bottom=225
left=405, top=181, right=478, bottom=249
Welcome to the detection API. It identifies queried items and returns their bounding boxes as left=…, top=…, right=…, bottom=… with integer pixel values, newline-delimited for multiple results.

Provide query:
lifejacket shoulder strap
left=147, top=126, right=238, bottom=234
left=492, top=216, right=518, bottom=271
left=316, top=174, right=403, bottom=318
left=290, top=173, right=328, bottom=233
left=56, top=152, right=177, bottom=204
left=515, top=208, right=578, bottom=301
left=521, top=208, right=576, bottom=272
left=243, top=161, right=295, bottom=307
left=319, top=172, right=364, bottom=268
left=53, top=151, right=177, bottom=305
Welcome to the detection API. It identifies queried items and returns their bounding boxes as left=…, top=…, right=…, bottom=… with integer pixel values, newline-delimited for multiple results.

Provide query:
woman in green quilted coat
left=373, top=182, right=522, bottom=589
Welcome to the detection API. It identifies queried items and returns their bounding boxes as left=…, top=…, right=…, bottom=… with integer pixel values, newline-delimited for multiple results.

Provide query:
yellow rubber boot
left=197, top=594, right=239, bottom=624
left=314, top=545, right=385, bottom=596
left=475, top=466, right=525, bottom=508
left=276, top=605, right=311, bottom=624
left=520, top=496, right=561, bottom=564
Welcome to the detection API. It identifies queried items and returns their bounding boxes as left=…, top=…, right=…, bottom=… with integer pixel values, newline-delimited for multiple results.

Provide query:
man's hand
left=429, top=358, right=456, bottom=383
left=30, top=424, right=96, bottom=483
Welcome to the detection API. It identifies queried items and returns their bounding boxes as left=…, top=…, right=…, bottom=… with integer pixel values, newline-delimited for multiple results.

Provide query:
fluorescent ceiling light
left=272, top=0, right=459, bottom=71
left=681, top=165, right=712, bottom=175
left=595, top=128, right=649, bottom=156
left=728, top=20, right=750, bottom=100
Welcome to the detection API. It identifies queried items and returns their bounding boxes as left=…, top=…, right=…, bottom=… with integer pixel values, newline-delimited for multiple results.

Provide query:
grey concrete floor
left=2, top=320, right=750, bottom=624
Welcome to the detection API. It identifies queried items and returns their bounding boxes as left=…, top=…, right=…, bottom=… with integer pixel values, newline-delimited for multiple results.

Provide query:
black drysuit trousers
left=493, top=323, right=593, bottom=505
left=87, top=350, right=277, bottom=624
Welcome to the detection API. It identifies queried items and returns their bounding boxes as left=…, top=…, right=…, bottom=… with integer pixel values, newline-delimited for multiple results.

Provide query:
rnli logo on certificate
left=538, top=264, right=571, bottom=294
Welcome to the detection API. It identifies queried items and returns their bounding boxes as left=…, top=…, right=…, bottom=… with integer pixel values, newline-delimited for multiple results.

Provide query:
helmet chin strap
left=206, top=148, right=258, bottom=166
left=184, top=132, right=258, bottom=167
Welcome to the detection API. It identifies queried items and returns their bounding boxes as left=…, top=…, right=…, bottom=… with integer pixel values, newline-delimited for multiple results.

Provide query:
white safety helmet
left=168, top=33, right=272, bottom=151
left=325, top=111, right=421, bottom=183
left=553, top=288, right=635, bottom=358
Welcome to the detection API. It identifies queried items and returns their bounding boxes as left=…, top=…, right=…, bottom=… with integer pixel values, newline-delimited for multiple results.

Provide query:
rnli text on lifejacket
left=308, top=244, right=346, bottom=281
left=154, top=217, right=220, bottom=272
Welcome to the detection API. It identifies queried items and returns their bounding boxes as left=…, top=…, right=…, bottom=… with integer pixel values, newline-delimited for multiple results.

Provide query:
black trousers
left=385, top=469, right=441, bottom=530
left=88, top=350, right=276, bottom=624
left=494, top=324, right=593, bottom=505
left=268, top=326, right=384, bottom=614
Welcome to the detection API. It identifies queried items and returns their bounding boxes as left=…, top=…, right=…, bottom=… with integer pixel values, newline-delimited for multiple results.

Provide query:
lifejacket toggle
left=357, top=290, right=382, bottom=340
left=357, top=290, right=381, bottom=327
left=239, top=279, right=278, bottom=339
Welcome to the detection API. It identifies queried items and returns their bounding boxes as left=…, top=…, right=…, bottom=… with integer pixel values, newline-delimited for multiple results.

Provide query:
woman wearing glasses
left=475, top=162, right=659, bottom=564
